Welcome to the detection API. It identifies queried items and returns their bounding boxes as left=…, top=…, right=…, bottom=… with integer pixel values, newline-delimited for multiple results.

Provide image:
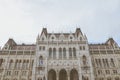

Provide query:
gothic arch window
left=39, top=56, right=43, bottom=66
left=23, top=60, right=26, bottom=69
left=110, top=58, right=115, bottom=67
left=51, top=36, right=56, bottom=41
left=9, top=59, right=13, bottom=68
left=49, top=48, right=52, bottom=58
left=102, top=59, right=106, bottom=67
left=73, top=48, right=76, bottom=58
left=70, top=69, right=79, bottom=80
left=69, top=48, right=72, bottom=58
left=18, top=60, right=21, bottom=69
left=48, top=69, right=56, bottom=80
left=80, top=37, right=82, bottom=41
left=63, top=48, right=66, bottom=58
left=98, top=59, right=102, bottom=67
left=53, top=48, right=56, bottom=59
left=69, top=36, right=73, bottom=41
left=31, top=60, right=34, bottom=68
left=15, top=59, right=19, bottom=69
left=105, top=59, right=109, bottom=67
left=95, top=59, right=98, bottom=67
left=0, top=59, right=3, bottom=67
left=26, top=60, right=29, bottom=69
left=59, top=48, right=62, bottom=59
left=82, top=55, right=87, bottom=65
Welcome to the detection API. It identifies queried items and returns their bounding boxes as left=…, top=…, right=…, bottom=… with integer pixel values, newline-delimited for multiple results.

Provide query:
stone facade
left=0, top=28, right=120, bottom=80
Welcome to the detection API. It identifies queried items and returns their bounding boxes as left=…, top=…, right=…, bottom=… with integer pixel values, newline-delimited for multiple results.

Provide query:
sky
left=0, top=0, right=120, bottom=47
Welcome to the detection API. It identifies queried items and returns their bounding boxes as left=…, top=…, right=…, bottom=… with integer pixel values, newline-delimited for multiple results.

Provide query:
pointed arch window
left=98, top=59, right=102, bottom=67
left=15, top=60, right=19, bottom=69
left=9, top=59, right=13, bottom=69
left=59, top=48, right=62, bottom=59
left=80, top=37, right=82, bottom=41
left=0, top=59, right=3, bottom=67
left=49, top=48, right=52, bottom=58
left=73, top=48, right=76, bottom=58
left=53, top=48, right=56, bottom=59
left=82, top=55, right=87, bottom=66
left=105, top=59, right=109, bottom=67
left=23, top=60, right=26, bottom=69
left=69, top=48, right=72, bottom=58
left=102, top=59, right=106, bottom=67
left=63, top=48, right=66, bottom=58
left=111, top=58, right=115, bottom=67
left=39, top=56, right=43, bottom=66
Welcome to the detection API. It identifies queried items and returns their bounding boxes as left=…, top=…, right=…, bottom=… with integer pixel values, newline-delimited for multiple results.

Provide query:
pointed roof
left=40, top=28, right=47, bottom=37
left=75, top=28, right=83, bottom=37
left=105, top=38, right=116, bottom=46
left=5, top=38, right=17, bottom=46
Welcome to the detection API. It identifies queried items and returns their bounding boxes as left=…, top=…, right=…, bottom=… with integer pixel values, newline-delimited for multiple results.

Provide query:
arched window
left=98, top=59, right=102, bottom=67
left=26, top=60, right=29, bottom=69
left=59, top=48, right=62, bottom=59
left=9, top=59, right=13, bottom=68
left=23, top=60, right=26, bottom=69
left=69, top=48, right=72, bottom=58
left=53, top=48, right=56, bottom=59
left=18, top=60, right=21, bottom=69
left=39, top=56, right=43, bottom=66
left=82, top=55, right=87, bottom=65
left=80, top=37, right=82, bottom=41
left=73, top=48, right=76, bottom=58
left=102, top=59, right=106, bottom=67
left=111, top=58, right=115, bottom=67
left=49, top=48, right=52, bottom=58
left=15, top=60, right=18, bottom=69
left=63, top=48, right=66, bottom=58
left=0, top=59, right=3, bottom=67
left=105, top=59, right=109, bottom=67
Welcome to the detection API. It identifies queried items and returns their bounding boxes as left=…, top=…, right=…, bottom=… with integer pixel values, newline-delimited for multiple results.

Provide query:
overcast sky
left=0, top=0, right=120, bottom=47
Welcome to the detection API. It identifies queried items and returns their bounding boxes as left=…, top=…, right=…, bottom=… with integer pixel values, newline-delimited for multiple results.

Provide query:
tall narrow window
left=0, top=59, right=3, bottom=67
left=73, top=48, right=76, bottom=58
left=26, top=60, right=29, bottom=69
left=82, top=55, right=87, bottom=65
left=53, top=48, right=56, bottom=59
left=23, top=60, right=26, bottom=69
left=9, top=59, right=13, bottom=69
left=31, top=60, right=34, bottom=68
left=69, top=48, right=72, bottom=58
left=15, top=60, right=18, bottom=69
left=39, top=56, right=43, bottom=66
left=105, top=59, right=109, bottom=67
left=49, top=48, right=52, bottom=58
left=63, top=48, right=66, bottom=58
left=18, top=60, right=21, bottom=69
left=102, top=59, right=106, bottom=67
left=95, top=59, right=98, bottom=67
left=111, top=58, right=115, bottom=67
left=98, top=59, right=102, bottom=67
left=59, top=48, right=62, bottom=59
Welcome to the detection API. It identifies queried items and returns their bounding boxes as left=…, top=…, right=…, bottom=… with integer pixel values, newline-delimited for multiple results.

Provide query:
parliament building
left=0, top=28, right=120, bottom=80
